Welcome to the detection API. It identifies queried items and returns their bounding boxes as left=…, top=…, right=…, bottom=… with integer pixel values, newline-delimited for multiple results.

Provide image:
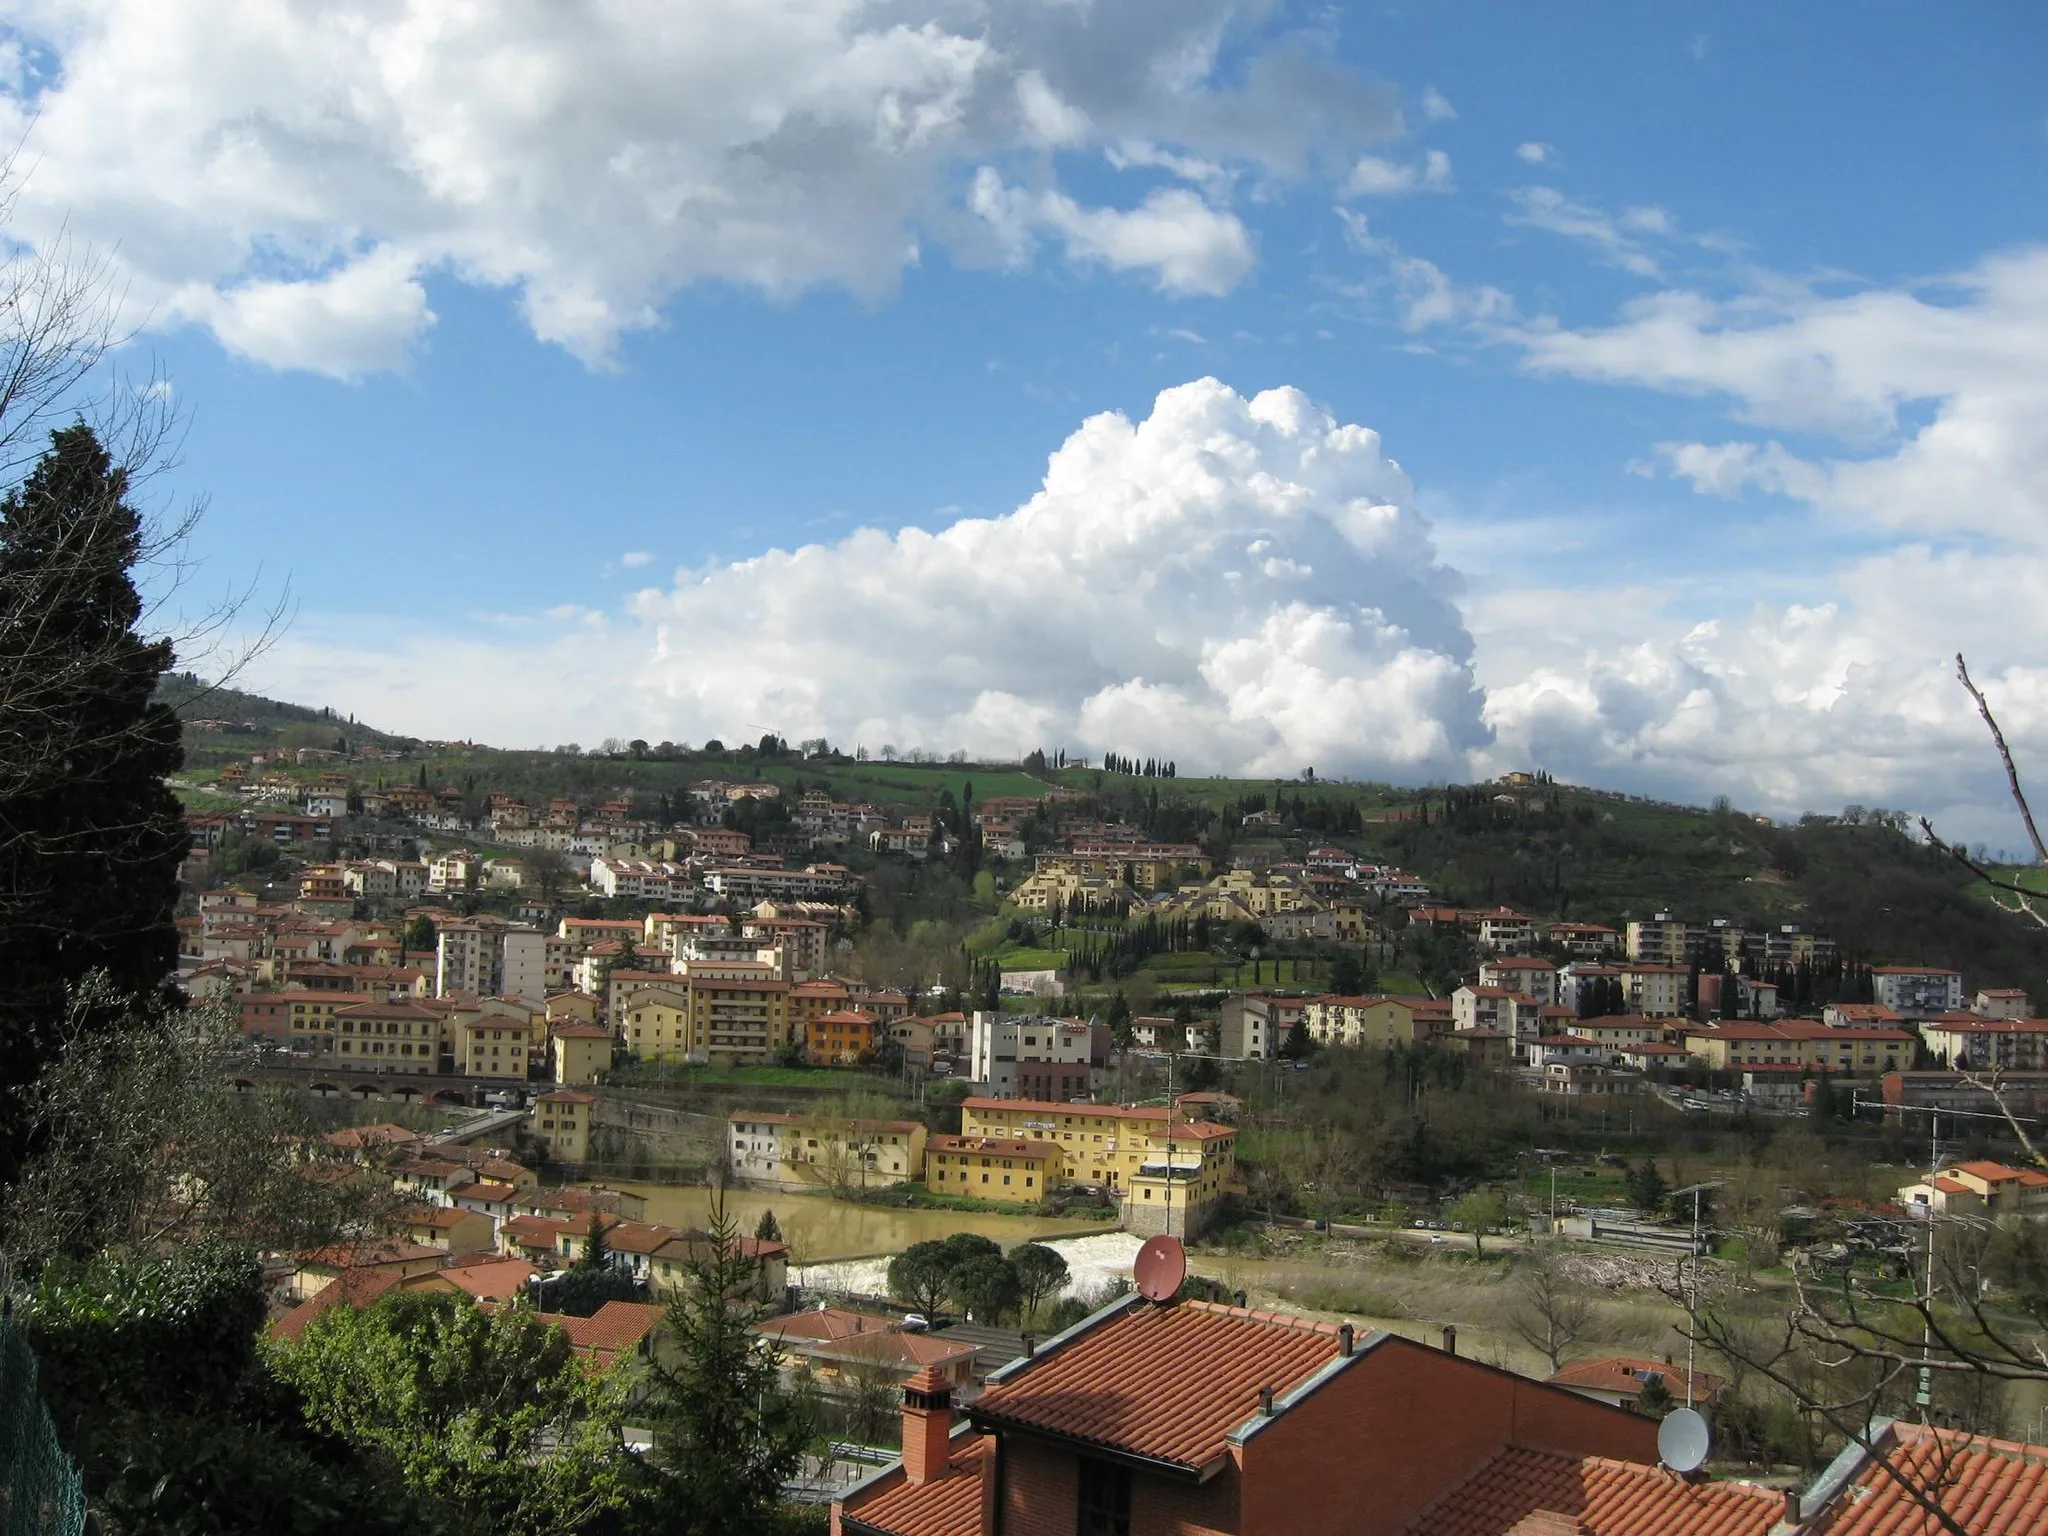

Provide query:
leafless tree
left=1687, top=654, right=2048, bottom=1534
left=1506, top=1255, right=1593, bottom=1372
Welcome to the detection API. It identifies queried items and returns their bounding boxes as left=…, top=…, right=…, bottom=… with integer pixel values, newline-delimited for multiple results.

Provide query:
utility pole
left=1671, top=1181, right=1723, bottom=1410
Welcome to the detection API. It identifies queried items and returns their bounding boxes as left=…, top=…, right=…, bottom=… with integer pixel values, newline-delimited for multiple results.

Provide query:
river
left=610, top=1181, right=1119, bottom=1264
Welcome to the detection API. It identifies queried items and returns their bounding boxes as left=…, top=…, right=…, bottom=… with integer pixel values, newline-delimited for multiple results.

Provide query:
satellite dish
left=1133, top=1234, right=1188, bottom=1302
left=1657, top=1406, right=1712, bottom=1474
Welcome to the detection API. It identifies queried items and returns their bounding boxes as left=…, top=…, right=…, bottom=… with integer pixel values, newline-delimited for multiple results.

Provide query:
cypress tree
left=0, top=424, right=186, bottom=1175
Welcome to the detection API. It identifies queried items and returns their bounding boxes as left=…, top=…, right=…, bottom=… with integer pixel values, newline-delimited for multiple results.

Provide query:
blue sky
left=5, top=2, right=2047, bottom=842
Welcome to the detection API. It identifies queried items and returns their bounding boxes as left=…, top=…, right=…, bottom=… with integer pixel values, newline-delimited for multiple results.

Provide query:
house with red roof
left=1543, top=1354, right=1726, bottom=1412
left=757, top=1307, right=979, bottom=1394
left=834, top=1291, right=1664, bottom=1536
left=1899, top=1159, right=2048, bottom=1219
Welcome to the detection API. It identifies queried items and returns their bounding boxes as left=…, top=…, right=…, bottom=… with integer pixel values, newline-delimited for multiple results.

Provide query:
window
left=1078, top=1458, right=1131, bottom=1536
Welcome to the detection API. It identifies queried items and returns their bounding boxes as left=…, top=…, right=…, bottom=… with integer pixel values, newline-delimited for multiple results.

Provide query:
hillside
left=158, top=672, right=417, bottom=767
left=171, top=681, right=2048, bottom=995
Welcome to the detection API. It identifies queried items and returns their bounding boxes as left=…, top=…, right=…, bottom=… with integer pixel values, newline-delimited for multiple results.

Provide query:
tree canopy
left=0, top=424, right=187, bottom=1181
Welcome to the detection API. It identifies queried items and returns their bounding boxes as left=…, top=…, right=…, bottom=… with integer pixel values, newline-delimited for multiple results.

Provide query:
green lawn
left=993, top=946, right=1067, bottom=970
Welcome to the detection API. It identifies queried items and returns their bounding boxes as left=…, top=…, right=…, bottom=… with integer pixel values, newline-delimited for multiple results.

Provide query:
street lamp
left=1670, top=1181, right=1724, bottom=1409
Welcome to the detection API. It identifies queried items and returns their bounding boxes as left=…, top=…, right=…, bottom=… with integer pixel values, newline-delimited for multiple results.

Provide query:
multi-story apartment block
left=331, top=998, right=447, bottom=1073
left=1217, top=993, right=1298, bottom=1060
left=1302, top=994, right=1448, bottom=1051
left=1451, top=985, right=1543, bottom=1042
left=1975, top=987, right=2031, bottom=1019
left=1618, top=964, right=1689, bottom=1018
left=1474, top=908, right=1542, bottom=952
left=1920, top=1016, right=2048, bottom=1072
left=959, top=1098, right=1237, bottom=1235
left=1871, top=966, right=1965, bottom=1017
left=1477, top=955, right=1557, bottom=1006
left=968, top=1011, right=1097, bottom=1100
left=1548, top=921, right=1622, bottom=957
left=1625, top=914, right=1696, bottom=965
left=1683, top=1020, right=1915, bottom=1075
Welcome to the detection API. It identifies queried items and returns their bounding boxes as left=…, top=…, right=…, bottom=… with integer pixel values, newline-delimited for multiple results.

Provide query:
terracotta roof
left=548, top=1300, right=666, bottom=1360
left=845, top=1434, right=990, bottom=1536
left=928, top=1134, right=1061, bottom=1159
left=1401, top=1446, right=1781, bottom=1536
left=1824, top=1423, right=2048, bottom=1536
left=403, top=1257, right=537, bottom=1301
left=758, top=1306, right=898, bottom=1344
left=296, top=1237, right=444, bottom=1270
left=388, top=1203, right=484, bottom=1231
left=1544, top=1356, right=1726, bottom=1403
left=551, top=1022, right=614, bottom=1039
left=269, top=1267, right=403, bottom=1340
left=971, top=1299, right=1343, bottom=1468
left=1952, top=1160, right=2034, bottom=1183
left=323, top=1123, right=422, bottom=1150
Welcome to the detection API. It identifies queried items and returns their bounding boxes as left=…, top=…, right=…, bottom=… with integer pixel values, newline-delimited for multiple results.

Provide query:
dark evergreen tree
left=0, top=424, right=186, bottom=1179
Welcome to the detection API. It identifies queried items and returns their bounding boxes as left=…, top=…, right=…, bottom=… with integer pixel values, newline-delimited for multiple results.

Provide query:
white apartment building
left=1478, top=956, right=1557, bottom=1006
left=428, top=850, right=481, bottom=894
left=436, top=919, right=546, bottom=1000
left=968, top=1011, right=1097, bottom=1101
left=502, top=929, right=547, bottom=1003
left=589, top=857, right=696, bottom=901
left=1871, top=966, right=1964, bottom=1017
left=1475, top=910, right=1542, bottom=952
left=1452, top=985, right=1543, bottom=1042
left=1620, top=964, right=1689, bottom=1019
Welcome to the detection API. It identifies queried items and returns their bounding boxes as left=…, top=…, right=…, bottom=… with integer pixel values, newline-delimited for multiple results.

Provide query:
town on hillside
left=147, top=724, right=2048, bottom=1530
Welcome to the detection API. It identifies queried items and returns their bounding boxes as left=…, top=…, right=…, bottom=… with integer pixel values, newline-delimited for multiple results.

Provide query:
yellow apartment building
left=959, top=1099, right=1236, bottom=1202
left=925, top=1134, right=1063, bottom=1204
left=530, top=1089, right=595, bottom=1164
left=552, top=1022, right=615, bottom=1085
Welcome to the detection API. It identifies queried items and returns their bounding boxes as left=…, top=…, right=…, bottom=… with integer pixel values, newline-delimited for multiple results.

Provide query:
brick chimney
left=901, top=1366, right=954, bottom=1485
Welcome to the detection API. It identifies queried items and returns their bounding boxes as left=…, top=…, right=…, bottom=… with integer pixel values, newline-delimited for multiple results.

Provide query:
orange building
left=806, top=1007, right=878, bottom=1066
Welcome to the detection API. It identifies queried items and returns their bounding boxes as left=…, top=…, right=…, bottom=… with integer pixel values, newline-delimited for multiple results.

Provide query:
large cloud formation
left=254, top=379, right=1488, bottom=780
left=628, top=378, right=1486, bottom=776
left=0, top=1, right=1398, bottom=372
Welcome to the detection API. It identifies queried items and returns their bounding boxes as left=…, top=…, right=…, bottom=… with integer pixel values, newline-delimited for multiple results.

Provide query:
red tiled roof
left=403, top=1257, right=537, bottom=1301
left=845, top=1434, right=990, bottom=1536
left=928, top=1134, right=1061, bottom=1159
left=323, top=1123, right=422, bottom=1150
left=548, top=1300, right=666, bottom=1361
left=1824, top=1423, right=2048, bottom=1536
left=1952, top=1160, right=2031, bottom=1183
left=295, top=1237, right=444, bottom=1270
left=1402, top=1446, right=1781, bottom=1536
left=971, top=1299, right=1342, bottom=1468
left=269, top=1267, right=403, bottom=1340
left=1544, top=1356, right=1726, bottom=1403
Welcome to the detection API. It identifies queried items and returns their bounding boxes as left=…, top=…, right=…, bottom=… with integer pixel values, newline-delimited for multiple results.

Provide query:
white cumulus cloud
left=970, top=171, right=1256, bottom=296
left=253, top=379, right=1488, bottom=777
left=1342, top=149, right=1453, bottom=198
left=0, top=1, right=1400, bottom=372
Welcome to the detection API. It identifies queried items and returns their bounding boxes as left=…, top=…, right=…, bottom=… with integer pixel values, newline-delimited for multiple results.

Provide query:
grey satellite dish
left=1657, top=1406, right=1712, bottom=1473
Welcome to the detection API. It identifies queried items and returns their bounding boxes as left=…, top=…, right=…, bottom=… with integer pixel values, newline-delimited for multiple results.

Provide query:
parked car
left=899, top=1313, right=930, bottom=1333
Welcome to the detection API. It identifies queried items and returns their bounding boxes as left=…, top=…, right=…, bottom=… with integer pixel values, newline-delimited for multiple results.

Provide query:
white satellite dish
left=1657, top=1406, right=1712, bottom=1474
